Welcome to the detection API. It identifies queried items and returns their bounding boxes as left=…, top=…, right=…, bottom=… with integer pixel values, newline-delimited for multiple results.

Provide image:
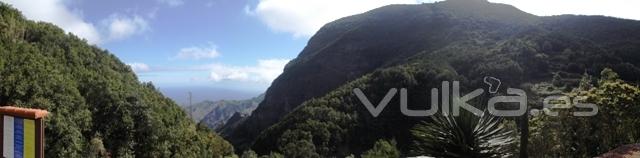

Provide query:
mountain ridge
left=222, top=0, right=640, bottom=156
left=182, top=94, right=264, bottom=130
left=222, top=0, right=541, bottom=149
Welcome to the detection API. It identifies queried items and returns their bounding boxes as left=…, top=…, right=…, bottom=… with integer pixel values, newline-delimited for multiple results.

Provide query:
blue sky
left=77, top=0, right=308, bottom=91
left=2, top=0, right=640, bottom=94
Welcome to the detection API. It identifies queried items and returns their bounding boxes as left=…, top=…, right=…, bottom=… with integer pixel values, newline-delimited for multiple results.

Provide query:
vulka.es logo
left=354, top=77, right=598, bottom=117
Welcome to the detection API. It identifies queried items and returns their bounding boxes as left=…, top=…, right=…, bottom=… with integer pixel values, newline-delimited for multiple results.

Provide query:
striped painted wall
left=3, top=116, right=35, bottom=158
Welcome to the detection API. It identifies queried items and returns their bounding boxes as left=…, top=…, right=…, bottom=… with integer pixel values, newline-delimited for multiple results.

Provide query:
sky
left=1, top=0, right=639, bottom=95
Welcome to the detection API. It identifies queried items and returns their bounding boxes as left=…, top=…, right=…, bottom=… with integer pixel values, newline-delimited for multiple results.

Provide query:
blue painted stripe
left=14, top=118, right=23, bottom=158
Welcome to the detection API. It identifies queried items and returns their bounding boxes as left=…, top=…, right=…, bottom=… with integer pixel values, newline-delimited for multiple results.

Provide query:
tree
left=241, top=150, right=258, bottom=158
left=259, top=152, right=284, bottom=158
left=0, top=3, right=234, bottom=157
left=277, top=130, right=320, bottom=158
left=361, top=139, right=400, bottom=158
left=85, top=136, right=109, bottom=158
left=529, top=68, right=640, bottom=157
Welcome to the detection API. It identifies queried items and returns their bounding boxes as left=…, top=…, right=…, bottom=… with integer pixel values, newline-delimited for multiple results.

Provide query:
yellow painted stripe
left=23, top=119, right=35, bottom=158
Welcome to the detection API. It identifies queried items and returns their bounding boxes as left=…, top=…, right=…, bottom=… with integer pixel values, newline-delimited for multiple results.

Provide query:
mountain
left=198, top=95, right=263, bottom=130
left=216, top=112, right=249, bottom=136
left=0, top=3, right=233, bottom=157
left=184, top=100, right=222, bottom=122
left=183, top=94, right=263, bottom=129
left=160, top=86, right=260, bottom=106
left=222, top=0, right=538, bottom=149
left=222, top=0, right=640, bottom=156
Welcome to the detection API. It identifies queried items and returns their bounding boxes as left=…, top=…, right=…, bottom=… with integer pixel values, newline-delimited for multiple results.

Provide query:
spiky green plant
left=411, top=109, right=514, bottom=158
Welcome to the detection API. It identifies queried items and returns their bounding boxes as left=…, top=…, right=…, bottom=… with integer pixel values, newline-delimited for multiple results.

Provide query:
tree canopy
left=0, top=3, right=233, bottom=157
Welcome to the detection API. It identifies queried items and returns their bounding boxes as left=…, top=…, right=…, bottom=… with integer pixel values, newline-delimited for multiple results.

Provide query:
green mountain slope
left=222, top=0, right=542, bottom=148
left=226, top=0, right=640, bottom=157
left=0, top=3, right=233, bottom=157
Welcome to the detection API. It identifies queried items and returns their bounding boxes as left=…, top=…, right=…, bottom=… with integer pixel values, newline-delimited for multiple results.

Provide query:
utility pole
left=188, top=91, right=192, bottom=107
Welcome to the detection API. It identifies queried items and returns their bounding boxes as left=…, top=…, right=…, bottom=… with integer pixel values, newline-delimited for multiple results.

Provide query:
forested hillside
left=222, top=0, right=546, bottom=148
left=226, top=0, right=640, bottom=157
left=4, top=0, right=640, bottom=157
left=0, top=3, right=233, bottom=157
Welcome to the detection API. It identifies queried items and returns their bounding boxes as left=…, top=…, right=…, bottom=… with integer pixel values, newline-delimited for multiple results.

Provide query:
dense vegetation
left=223, top=0, right=543, bottom=148
left=528, top=69, right=640, bottom=157
left=234, top=0, right=640, bottom=157
left=0, top=3, right=233, bottom=157
left=3, top=0, right=640, bottom=157
left=361, top=139, right=401, bottom=158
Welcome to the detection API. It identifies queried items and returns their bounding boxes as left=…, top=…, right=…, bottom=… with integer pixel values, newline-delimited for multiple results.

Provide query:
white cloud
left=488, top=0, right=640, bottom=20
left=1, top=0, right=102, bottom=44
left=175, top=44, right=221, bottom=60
left=103, top=14, right=149, bottom=41
left=127, top=62, right=151, bottom=72
left=208, top=59, right=290, bottom=83
left=1, top=0, right=154, bottom=44
left=157, top=0, right=184, bottom=7
left=247, top=0, right=427, bottom=37
left=243, top=5, right=254, bottom=15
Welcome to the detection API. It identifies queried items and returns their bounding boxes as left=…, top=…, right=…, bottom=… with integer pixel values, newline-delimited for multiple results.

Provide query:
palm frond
left=411, top=110, right=514, bottom=158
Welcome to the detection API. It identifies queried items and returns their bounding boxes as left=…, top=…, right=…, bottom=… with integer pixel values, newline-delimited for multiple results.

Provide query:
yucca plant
left=411, top=109, right=514, bottom=158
